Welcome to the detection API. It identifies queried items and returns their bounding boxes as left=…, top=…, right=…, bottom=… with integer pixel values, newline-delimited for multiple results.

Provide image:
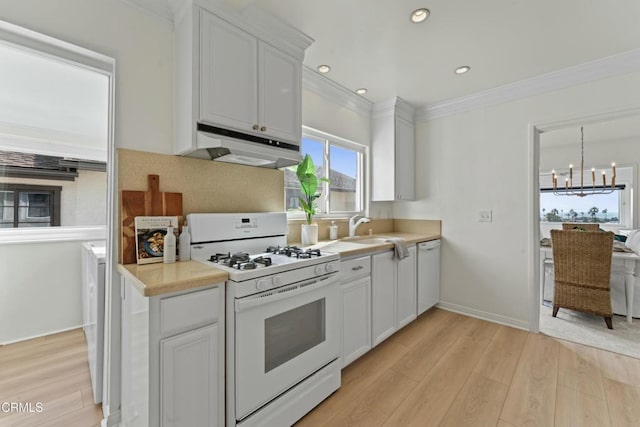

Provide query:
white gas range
left=188, top=212, right=342, bottom=427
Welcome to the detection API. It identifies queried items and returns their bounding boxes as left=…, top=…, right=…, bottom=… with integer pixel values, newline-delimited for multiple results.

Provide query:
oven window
left=264, top=298, right=326, bottom=373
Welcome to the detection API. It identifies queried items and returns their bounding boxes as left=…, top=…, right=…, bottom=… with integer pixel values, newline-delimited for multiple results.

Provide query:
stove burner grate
left=266, top=245, right=323, bottom=258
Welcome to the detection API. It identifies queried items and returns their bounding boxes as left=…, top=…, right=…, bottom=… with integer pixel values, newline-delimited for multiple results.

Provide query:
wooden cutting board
left=121, top=174, right=183, bottom=264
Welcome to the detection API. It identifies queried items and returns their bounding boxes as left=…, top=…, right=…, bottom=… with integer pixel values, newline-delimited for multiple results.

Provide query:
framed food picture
left=134, top=216, right=179, bottom=264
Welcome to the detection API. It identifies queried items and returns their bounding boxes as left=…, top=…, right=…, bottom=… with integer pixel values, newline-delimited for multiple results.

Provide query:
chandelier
left=552, top=126, right=616, bottom=197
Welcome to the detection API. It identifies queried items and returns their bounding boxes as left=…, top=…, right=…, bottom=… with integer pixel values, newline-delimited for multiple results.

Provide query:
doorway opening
left=531, top=109, right=640, bottom=359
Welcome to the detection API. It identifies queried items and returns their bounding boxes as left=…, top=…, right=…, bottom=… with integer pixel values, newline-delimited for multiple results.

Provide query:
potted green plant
left=296, top=154, right=329, bottom=245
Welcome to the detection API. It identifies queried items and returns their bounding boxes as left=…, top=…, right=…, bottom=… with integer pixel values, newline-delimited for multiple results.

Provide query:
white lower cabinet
left=372, top=246, right=418, bottom=347
left=371, top=251, right=397, bottom=347
left=161, top=324, right=218, bottom=427
left=120, top=278, right=225, bottom=427
left=340, top=256, right=372, bottom=368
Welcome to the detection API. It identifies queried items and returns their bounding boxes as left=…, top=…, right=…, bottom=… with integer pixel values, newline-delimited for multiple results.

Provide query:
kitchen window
left=285, top=128, right=365, bottom=217
left=0, top=184, right=61, bottom=228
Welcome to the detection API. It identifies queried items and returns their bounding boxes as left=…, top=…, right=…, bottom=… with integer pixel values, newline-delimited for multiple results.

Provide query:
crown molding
left=416, top=48, right=640, bottom=123
left=121, top=0, right=175, bottom=23
left=302, top=66, right=373, bottom=117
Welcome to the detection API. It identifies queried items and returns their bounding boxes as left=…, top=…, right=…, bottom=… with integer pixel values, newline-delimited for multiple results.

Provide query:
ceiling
left=130, top=0, right=640, bottom=108
left=222, top=0, right=640, bottom=107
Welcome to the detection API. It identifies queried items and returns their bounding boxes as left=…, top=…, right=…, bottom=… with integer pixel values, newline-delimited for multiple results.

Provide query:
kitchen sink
left=340, top=236, right=391, bottom=245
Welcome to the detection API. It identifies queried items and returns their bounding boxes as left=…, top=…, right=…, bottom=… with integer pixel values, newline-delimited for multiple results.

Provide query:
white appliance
left=81, top=241, right=106, bottom=404
left=417, top=240, right=440, bottom=314
left=188, top=212, right=342, bottom=427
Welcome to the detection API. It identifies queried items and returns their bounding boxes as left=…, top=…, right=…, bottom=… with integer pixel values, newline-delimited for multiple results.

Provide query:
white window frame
left=286, top=126, right=366, bottom=220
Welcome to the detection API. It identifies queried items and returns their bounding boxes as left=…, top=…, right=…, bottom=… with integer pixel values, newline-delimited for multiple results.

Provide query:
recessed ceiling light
left=410, top=8, right=430, bottom=23
left=455, top=65, right=471, bottom=74
left=317, top=65, right=331, bottom=73
left=355, top=88, right=367, bottom=95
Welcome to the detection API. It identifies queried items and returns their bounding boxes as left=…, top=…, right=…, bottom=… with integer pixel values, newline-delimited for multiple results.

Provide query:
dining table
left=540, top=246, right=640, bottom=323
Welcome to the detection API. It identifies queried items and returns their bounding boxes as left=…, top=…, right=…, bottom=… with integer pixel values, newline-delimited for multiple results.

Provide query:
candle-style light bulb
left=569, top=164, right=573, bottom=180
left=612, top=162, right=616, bottom=178
left=591, top=168, right=595, bottom=184
left=602, top=170, right=606, bottom=187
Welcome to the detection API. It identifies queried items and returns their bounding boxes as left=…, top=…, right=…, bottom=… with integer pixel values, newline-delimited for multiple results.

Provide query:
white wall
left=393, top=71, right=640, bottom=328
left=0, top=240, right=85, bottom=344
left=0, top=0, right=174, bottom=154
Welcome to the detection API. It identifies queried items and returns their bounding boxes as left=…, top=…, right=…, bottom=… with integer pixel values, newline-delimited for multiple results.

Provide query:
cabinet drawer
left=341, top=256, right=371, bottom=281
left=161, top=286, right=220, bottom=337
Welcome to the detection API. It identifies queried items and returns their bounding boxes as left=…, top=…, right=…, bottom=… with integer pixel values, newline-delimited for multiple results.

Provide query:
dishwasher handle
left=419, top=240, right=440, bottom=251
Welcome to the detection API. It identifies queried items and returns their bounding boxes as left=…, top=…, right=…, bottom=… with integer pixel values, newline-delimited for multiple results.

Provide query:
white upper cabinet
left=371, top=97, right=415, bottom=201
left=199, top=11, right=258, bottom=133
left=173, top=2, right=311, bottom=156
left=258, top=42, right=302, bottom=143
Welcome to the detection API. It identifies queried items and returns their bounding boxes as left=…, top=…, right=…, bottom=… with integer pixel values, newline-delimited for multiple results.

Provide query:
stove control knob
left=257, top=278, right=272, bottom=291
left=272, top=275, right=284, bottom=287
left=326, top=262, right=338, bottom=273
left=314, top=265, right=325, bottom=276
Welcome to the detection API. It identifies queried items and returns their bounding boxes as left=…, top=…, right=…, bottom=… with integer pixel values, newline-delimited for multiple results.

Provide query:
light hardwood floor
left=2, top=310, right=639, bottom=426
left=0, top=328, right=102, bottom=427
left=297, top=308, right=640, bottom=427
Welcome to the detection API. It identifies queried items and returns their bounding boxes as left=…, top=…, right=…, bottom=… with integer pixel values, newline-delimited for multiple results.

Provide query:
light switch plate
left=479, top=210, right=492, bottom=222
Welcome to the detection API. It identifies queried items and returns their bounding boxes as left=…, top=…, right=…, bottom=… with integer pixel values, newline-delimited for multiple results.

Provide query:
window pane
left=18, top=191, right=51, bottom=224
left=329, top=144, right=358, bottom=212
left=539, top=192, right=620, bottom=224
left=0, top=190, right=14, bottom=226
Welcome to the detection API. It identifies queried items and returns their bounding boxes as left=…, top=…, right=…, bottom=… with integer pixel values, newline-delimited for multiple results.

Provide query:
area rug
left=539, top=304, right=640, bottom=359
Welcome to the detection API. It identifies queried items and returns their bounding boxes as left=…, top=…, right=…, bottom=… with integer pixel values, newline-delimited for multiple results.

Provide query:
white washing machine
left=82, top=241, right=106, bottom=404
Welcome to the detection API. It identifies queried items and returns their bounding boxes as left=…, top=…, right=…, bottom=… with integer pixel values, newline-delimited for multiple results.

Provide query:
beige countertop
left=118, top=261, right=228, bottom=297
left=118, top=232, right=440, bottom=296
left=310, top=232, right=441, bottom=257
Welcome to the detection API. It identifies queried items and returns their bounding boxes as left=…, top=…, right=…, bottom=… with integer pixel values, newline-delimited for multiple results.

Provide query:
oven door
left=234, top=273, right=341, bottom=420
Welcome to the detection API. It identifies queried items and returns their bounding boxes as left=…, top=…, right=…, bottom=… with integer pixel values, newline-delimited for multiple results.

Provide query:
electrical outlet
left=479, top=210, right=492, bottom=222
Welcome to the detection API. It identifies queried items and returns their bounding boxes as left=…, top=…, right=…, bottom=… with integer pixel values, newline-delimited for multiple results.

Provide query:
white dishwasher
left=81, top=241, right=106, bottom=404
left=417, top=240, right=441, bottom=315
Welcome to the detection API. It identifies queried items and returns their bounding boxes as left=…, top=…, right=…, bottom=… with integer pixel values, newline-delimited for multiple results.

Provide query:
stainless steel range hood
left=191, top=123, right=302, bottom=168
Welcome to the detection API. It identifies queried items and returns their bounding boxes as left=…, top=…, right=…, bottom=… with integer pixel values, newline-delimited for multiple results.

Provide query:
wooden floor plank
left=0, top=328, right=101, bottom=427
left=555, top=384, right=611, bottom=427
left=557, top=340, right=606, bottom=400
left=602, top=378, right=640, bottom=426
left=382, top=333, right=494, bottom=426
left=596, top=349, right=640, bottom=387
left=499, top=333, right=560, bottom=427
left=439, top=372, right=509, bottom=427
left=473, top=325, right=528, bottom=385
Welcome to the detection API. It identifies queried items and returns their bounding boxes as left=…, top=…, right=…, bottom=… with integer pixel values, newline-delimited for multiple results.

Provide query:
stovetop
left=195, top=246, right=339, bottom=283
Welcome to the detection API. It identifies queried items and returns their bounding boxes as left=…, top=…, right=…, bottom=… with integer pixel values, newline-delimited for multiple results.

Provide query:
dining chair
left=550, top=229, right=614, bottom=329
left=561, top=223, right=600, bottom=231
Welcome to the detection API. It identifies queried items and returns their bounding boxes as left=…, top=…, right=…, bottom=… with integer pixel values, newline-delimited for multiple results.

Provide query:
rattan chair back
left=561, top=223, right=600, bottom=231
left=550, top=229, right=614, bottom=328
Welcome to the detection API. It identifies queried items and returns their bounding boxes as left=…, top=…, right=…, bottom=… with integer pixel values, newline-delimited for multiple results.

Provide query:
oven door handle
left=235, top=274, right=337, bottom=312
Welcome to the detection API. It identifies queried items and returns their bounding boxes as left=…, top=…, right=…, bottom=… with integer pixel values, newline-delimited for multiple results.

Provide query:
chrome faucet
left=348, top=215, right=371, bottom=237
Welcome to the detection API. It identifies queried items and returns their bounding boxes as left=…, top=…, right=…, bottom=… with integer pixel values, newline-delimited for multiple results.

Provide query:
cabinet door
left=200, top=10, right=258, bottom=133
left=395, top=116, right=415, bottom=200
left=371, top=251, right=397, bottom=347
left=342, top=276, right=371, bottom=367
left=161, top=324, right=219, bottom=427
left=258, top=42, right=301, bottom=144
left=397, top=246, right=417, bottom=329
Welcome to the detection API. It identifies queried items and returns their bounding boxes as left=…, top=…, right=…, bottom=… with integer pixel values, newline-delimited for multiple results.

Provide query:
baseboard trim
left=1, top=324, right=83, bottom=346
left=437, top=301, right=530, bottom=331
